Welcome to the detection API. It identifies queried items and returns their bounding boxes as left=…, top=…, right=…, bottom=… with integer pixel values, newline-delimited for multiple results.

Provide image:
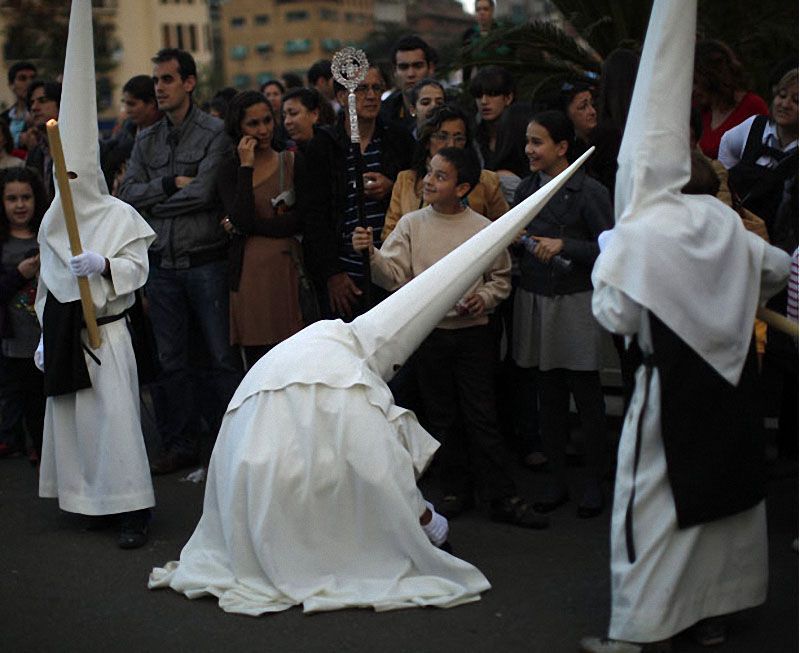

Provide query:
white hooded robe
left=35, top=0, right=155, bottom=516
left=149, top=320, right=491, bottom=613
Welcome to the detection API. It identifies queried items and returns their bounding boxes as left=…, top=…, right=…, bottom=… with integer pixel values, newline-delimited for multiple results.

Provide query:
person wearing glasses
left=303, top=66, right=415, bottom=320
left=382, top=104, right=508, bottom=241
left=380, top=36, right=438, bottom=134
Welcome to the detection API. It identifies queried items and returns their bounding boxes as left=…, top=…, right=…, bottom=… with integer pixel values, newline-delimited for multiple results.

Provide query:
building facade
left=0, top=0, right=211, bottom=120
left=219, top=0, right=375, bottom=90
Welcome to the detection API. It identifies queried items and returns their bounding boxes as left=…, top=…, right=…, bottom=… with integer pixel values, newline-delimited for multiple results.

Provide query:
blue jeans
left=146, top=260, right=242, bottom=455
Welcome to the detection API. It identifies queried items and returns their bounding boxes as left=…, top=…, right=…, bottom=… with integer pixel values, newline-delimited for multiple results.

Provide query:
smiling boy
left=353, top=147, right=547, bottom=528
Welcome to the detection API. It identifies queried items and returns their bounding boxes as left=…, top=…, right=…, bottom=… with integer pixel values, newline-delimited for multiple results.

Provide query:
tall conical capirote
left=613, top=0, right=694, bottom=221
left=56, top=0, right=103, bottom=199
left=351, top=147, right=594, bottom=381
left=593, top=0, right=776, bottom=386
left=38, top=0, right=155, bottom=305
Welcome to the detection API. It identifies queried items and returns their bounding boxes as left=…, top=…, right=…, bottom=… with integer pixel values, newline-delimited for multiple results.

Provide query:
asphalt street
left=1, top=448, right=797, bottom=652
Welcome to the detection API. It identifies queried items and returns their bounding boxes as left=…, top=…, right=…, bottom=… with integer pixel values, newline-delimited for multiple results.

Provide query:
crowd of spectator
left=0, top=4, right=796, bottom=530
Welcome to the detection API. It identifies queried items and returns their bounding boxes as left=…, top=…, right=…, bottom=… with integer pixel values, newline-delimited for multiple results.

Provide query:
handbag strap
left=278, top=150, right=285, bottom=193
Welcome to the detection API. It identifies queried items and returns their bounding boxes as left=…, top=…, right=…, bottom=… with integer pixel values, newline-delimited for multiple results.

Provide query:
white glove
left=422, top=500, right=449, bottom=547
left=69, top=250, right=106, bottom=277
left=597, top=229, right=615, bottom=252
left=34, top=336, right=44, bottom=372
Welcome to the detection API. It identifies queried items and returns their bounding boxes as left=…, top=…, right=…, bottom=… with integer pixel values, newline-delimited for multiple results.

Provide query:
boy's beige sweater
left=370, top=205, right=511, bottom=329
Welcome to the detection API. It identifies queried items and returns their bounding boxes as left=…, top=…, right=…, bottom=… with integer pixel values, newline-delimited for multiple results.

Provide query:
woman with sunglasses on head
left=382, top=104, right=508, bottom=240
left=469, top=67, right=531, bottom=204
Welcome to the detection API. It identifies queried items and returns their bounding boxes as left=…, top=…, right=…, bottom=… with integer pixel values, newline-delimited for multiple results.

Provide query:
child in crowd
left=0, top=167, right=46, bottom=462
left=512, top=110, right=612, bottom=518
left=352, top=146, right=546, bottom=528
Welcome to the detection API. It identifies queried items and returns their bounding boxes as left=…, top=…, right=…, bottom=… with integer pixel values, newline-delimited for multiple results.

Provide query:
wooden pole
left=756, top=306, right=798, bottom=342
left=45, top=119, right=102, bottom=350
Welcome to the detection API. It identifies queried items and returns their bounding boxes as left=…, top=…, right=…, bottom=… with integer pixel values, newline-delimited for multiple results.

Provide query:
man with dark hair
left=118, top=48, right=241, bottom=475
left=151, top=47, right=197, bottom=81
left=304, top=65, right=415, bottom=320
left=380, top=35, right=438, bottom=133
left=25, top=80, right=62, bottom=202
left=1, top=61, right=37, bottom=148
left=101, top=75, right=162, bottom=191
left=307, top=58, right=339, bottom=114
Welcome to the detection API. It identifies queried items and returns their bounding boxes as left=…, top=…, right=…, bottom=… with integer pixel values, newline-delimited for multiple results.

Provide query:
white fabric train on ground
left=149, top=148, right=595, bottom=615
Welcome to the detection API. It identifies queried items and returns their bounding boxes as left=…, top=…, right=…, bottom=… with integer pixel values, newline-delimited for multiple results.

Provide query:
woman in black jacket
left=511, top=110, right=613, bottom=518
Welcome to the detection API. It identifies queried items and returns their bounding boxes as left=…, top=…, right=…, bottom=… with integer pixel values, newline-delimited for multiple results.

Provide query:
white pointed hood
left=38, top=0, right=153, bottom=305
left=593, top=0, right=775, bottom=385
left=351, top=148, right=594, bottom=381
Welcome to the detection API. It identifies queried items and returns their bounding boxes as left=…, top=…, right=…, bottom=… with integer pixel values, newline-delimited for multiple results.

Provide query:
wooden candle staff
left=46, top=118, right=102, bottom=349
left=756, top=306, right=798, bottom=343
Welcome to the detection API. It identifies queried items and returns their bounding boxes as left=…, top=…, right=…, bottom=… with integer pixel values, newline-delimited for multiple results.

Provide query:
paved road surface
left=1, top=453, right=796, bottom=652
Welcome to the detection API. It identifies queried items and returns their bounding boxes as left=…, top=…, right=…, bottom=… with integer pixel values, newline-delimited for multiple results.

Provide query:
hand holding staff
left=332, top=47, right=372, bottom=308
left=46, top=118, right=102, bottom=349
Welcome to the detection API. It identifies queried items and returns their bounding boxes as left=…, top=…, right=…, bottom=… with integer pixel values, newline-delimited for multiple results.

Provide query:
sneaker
left=579, top=636, right=672, bottom=652
left=118, top=509, right=151, bottom=549
left=150, top=449, right=198, bottom=475
left=691, top=617, right=726, bottom=646
left=490, top=496, right=549, bottom=529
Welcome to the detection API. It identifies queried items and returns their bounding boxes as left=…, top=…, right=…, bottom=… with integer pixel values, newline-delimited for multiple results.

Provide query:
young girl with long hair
left=512, top=110, right=613, bottom=517
left=0, top=167, right=47, bottom=461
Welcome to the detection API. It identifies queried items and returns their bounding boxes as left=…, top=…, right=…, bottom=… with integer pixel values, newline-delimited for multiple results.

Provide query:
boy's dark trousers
left=415, top=324, right=516, bottom=501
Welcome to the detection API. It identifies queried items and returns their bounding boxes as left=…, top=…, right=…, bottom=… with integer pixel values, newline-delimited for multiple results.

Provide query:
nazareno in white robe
left=591, top=245, right=788, bottom=641
left=149, top=319, right=491, bottom=614
left=36, top=239, right=155, bottom=516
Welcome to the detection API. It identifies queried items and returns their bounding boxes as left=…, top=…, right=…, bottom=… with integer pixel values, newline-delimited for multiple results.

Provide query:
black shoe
left=437, top=494, right=475, bottom=519
left=150, top=449, right=197, bottom=475
left=691, top=617, right=727, bottom=646
left=521, top=451, right=549, bottom=472
left=490, top=496, right=549, bottom=529
left=532, top=486, right=570, bottom=513
left=118, top=509, right=151, bottom=549
left=577, top=481, right=605, bottom=519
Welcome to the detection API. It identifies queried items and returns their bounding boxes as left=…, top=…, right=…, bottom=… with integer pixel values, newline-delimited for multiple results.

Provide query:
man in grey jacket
left=119, top=48, right=241, bottom=475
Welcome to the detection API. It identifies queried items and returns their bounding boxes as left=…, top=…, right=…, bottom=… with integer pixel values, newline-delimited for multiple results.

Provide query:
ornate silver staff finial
left=332, top=46, right=369, bottom=144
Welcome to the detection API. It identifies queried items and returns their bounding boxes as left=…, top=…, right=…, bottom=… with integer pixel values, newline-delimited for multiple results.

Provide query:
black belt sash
left=624, top=314, right=765, bottom=564
left=624, top=353, right=653, bottom=564
left=42, top=292, right=125, bottom=397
